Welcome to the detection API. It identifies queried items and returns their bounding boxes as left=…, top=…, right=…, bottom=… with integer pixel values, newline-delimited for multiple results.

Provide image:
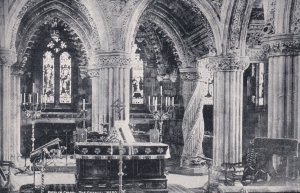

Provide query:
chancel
left=0, top=0, right=300, bottom=193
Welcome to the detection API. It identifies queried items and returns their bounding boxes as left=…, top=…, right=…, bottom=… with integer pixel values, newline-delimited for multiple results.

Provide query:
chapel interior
left=0, top=0, right=300, bottom=192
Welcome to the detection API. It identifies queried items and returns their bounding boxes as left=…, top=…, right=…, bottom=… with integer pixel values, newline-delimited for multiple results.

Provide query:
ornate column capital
left=246, top=48, right=268, bottom=63
left=202, top=56, right=250, bottom=72
left=92, top=51, right=131, bottom=68
left=179, top=68, right=200, bottom=81
left=0, top=48, right=16, bottom=67
left=262, top=34, right=300, bottom=57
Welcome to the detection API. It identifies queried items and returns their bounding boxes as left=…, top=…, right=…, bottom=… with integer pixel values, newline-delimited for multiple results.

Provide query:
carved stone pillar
left=0, top=48, right=15, bottom=161
left=206, top=56, right=249, bottom=167
left=262, top=34, right=300, bottom=139
left=88, top=52, right=131, bottom=133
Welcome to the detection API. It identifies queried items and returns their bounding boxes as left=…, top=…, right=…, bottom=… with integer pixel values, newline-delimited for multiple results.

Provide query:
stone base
left=166, top=165, right=208, bottom=176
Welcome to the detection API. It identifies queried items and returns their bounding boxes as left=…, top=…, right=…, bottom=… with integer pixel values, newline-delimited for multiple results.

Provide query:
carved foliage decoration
left=263, top=0, right=276, bottom=35
left=290, top=0, right=300, bottom=33
left=205, top=56, right=250, bottom=72
left=94, top=55, right=131, bottom=68
left=180, top=72, right=200, bottom=81
left=262, top=37, right=300, bottom=56
left=228, top=0, right=248, bottom=56
left=246, top=48, right=267, bottom=62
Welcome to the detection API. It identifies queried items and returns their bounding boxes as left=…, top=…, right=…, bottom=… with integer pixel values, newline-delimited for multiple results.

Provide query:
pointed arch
left=124, top=0, right=222, bottom=55
left=6, top=0, right=109, bottom=62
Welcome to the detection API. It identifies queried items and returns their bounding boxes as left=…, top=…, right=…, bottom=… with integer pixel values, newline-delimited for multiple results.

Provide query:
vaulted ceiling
left=134, top=0, right=216, bottom=74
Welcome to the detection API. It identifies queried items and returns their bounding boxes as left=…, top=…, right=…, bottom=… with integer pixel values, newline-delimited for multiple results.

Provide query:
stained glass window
left=59, top=52, right=72, bottom=103
left=43, top=51, right=55, bottom=103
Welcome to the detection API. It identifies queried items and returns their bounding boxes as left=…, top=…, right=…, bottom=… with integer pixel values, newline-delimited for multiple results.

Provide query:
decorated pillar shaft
left=263, top=34, right=300, bottom=139
left=89, top=53, right=131, bottom=133
left=206, top=57, right=249, bottom=167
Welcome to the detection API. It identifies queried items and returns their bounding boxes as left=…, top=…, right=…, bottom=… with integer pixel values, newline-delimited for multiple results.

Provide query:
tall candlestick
left=83, top=99, right=86, bottom=110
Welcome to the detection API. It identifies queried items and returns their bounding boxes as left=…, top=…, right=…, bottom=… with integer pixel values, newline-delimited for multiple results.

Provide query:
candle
left=172, top=97, right=174, bottom=106
left=160, top=85, right=162, bottom=96
left=148, top=96, right=151, bottom=105
left=36, top=94, right=39, bottom=104
left=165, top=96, right=167, bottom=106
left=23, top=93, right=26, bottom=104
left=151, top=83, right=154, bottom=95
left=83, top=99, right=86, bottom=110
left=29, top=94, right=32, bottom=103
left=32, top=83, right=35, bottom=93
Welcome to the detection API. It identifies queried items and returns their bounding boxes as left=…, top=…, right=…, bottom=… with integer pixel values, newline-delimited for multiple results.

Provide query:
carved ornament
left=94, top=55, right=131, bottom=68
left=179, top=68, right=200, bottom=81
left=87, top=68, right=101, bottom=78
left=246, top=48, right=267, bottom=62
left=263, top=0, right=276, bottom=35
left=290, top=0, right=300, bottom=33
left=204, top=56, right=250, bottom=72
left=228, top=0, right=247, bottom=55
left=262, top=34, right=300, bottom=56
left=79, top=66, right=88, bottom=79
left=0, top=49, right=16, bottom=66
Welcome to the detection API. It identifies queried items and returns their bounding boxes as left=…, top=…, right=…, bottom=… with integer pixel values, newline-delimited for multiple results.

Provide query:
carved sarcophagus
left=75, top=142, right=170, bottom=192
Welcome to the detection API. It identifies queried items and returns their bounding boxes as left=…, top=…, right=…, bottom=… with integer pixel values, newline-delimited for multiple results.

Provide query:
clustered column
left=89, top=53, right=131, bottom=133
left=263, top=34, right=300, bottom=139
left=206, top=56, right=249, bottom=167
left=10, top=68, right=22, bottom=162
left=0, top=48, right=15, bottom=161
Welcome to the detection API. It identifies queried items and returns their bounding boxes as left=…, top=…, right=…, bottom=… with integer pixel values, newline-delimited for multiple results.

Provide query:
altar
left=75, top=142, right=170, bottom=192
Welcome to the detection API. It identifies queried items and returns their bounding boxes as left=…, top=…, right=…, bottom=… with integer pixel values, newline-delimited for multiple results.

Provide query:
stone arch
left=6, top=0, right=109, bottom=62
left=136, top=10, right=190, bottom=68
left=221, top=0, right=250, bottom=56
left=239, top=1, right=256, bottom=57
left=124, top=0, right=222, bottom=55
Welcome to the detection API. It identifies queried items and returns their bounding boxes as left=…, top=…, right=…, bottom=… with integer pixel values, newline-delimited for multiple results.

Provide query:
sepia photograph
left=0, top=0, right=300, bottom=192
